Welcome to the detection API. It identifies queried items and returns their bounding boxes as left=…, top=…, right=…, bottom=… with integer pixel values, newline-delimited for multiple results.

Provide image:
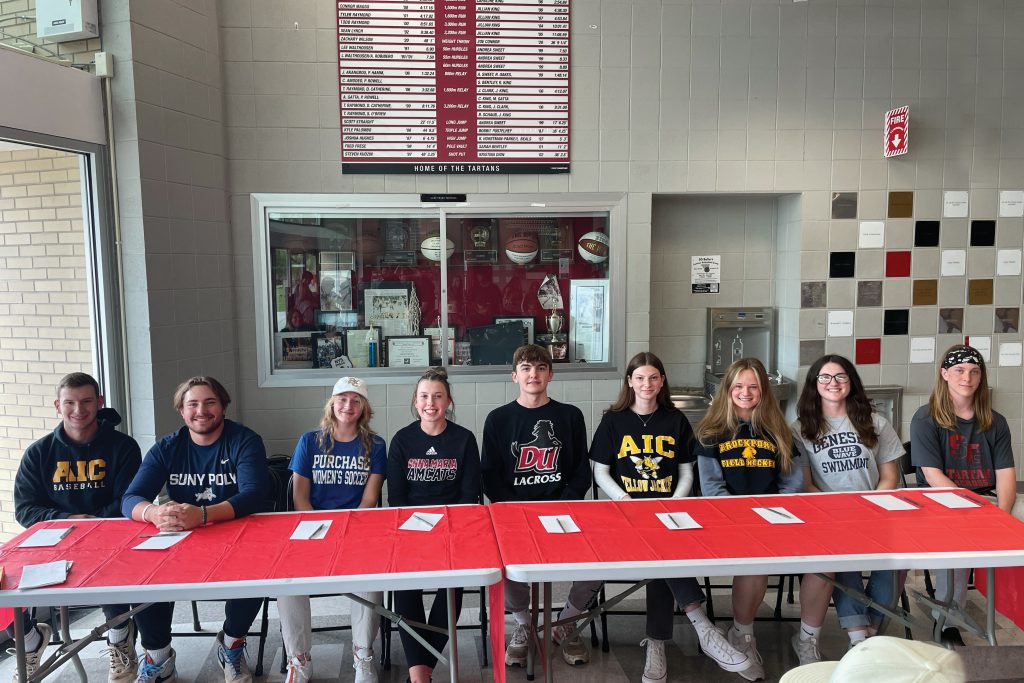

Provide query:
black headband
left=942, top=347, right=983, bottom=369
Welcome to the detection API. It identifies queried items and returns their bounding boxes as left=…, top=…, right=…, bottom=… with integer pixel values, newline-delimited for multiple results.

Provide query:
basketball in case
left=577, top=231, right=609, bottom=263
left=420, top=233, right=455, bottom=261
left=504, top=232, right=539, bottom=264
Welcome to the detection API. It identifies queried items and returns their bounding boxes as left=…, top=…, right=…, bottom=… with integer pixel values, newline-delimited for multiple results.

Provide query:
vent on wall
left=35, top=0, right=98, bottom=42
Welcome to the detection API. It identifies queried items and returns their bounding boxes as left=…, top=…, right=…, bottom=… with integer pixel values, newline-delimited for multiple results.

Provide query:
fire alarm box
left=35, top=0, right=99, bottom=42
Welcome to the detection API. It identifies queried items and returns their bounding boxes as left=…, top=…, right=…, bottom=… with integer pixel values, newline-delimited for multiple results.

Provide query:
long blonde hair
left=929, top=344, right=993, bottom=432
left=697, top=358, right=793, bottom=472
left=317, top=393, right=377, bottom=456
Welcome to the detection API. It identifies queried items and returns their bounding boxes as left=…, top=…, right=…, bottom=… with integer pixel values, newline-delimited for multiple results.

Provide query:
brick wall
left=0, top=146, right=93, bottom=540
left=0, top=0, right=101, bottom=71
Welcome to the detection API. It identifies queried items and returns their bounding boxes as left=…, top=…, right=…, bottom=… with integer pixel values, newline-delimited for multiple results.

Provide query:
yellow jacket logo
left=52, top=459, right=106, bottom=483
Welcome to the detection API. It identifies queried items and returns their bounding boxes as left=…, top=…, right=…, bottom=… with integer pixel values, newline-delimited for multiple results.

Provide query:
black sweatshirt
left=15, top=408, right=142, bottom=527
left=387, top=421, right=481, bottom=506
left=481, top=399, right=590, bottom=502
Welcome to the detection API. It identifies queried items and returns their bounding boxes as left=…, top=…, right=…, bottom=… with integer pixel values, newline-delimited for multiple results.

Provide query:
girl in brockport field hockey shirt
left=279, top=376, right=387, bottom=683
left=387, top=367, right=481, bottom=683
left=591, top=352, right=754, bottom=683
left=696, top=357, right=803, bottom=682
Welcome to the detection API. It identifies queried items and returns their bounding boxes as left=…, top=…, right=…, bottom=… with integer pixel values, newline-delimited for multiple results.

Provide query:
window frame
left=251, top=192, right=627, bottom=387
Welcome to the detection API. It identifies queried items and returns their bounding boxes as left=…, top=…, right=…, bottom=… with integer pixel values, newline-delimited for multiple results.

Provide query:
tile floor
left=2, top=571, right=1023, bottom=682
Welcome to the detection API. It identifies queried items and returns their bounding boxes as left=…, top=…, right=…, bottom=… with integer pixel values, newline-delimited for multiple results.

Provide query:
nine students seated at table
left=790, top=355, right=905, bottom=663
left=123, top=376, right=270, bottom=683
left=12, top=347, right=1010, bottom=679
left=278, top=376, right=387, bottom=683
left=387, top=367, right=481, bottom=683
left=911, top=344, right=1018, bottom=646
left=590, top=352, right=754, bottom=682
left=481, top=344, right=602, bottom=668
left=11, top=372, right=142, bottom=683
left=696, top=357, right=803, bottom=682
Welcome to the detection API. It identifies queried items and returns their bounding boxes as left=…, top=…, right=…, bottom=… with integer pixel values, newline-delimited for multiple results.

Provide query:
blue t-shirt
left=289, top=430, right=387, bottom=510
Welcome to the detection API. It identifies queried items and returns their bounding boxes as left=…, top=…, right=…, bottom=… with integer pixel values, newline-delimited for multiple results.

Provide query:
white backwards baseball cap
left=779, top=637, right=965, bottom=683
left=332, top=376, right=368, bottom=400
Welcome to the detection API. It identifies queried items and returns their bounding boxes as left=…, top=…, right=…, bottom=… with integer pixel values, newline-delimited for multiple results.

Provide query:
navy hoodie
left=14, top=407, right=142, bottom=527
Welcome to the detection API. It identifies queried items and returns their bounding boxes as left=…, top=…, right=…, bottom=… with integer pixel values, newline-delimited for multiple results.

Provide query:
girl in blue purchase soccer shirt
left=279, top=376, right=387, bottom=683
left=591, top=352, right=753, bottom=683
left=696, top=358, right=802, bottom=682
left=387, top=367, right=481, bottom=683
left=790, top=355, right=904, bottom=664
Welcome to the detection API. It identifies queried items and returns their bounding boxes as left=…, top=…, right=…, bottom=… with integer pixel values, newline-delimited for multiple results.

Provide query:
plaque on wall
left=539, top=222, right=572, bottom=263
left=464, top=221, right=498, bottom=264
left=380, top=221, right=417, bottom=265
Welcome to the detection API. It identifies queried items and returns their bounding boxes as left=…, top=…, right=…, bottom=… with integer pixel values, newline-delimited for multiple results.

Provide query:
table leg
left=543, top=582, right=553, bottom=683
left=447, top=588, right=459, bottom=683
left=13, top=608, right=27, bottom=683
left=527, top=582, right=538, bottom=681
left=59, top=606, right=88, bottom=683
left=986, top=568, right=998, bottom=646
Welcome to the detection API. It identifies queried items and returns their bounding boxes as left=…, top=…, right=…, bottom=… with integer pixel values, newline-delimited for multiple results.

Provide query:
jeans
left=833, top=570, right=900, bottom=630
left=644, top=577, right=705, bottom=640
left=504, top=578, right=603, bottom=616
left=393, top=588, right=463, bottom=669
left=133, top=598, right=264, bottom=651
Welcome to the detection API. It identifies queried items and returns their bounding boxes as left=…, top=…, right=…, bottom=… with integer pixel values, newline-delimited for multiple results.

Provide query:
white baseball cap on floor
left=779, top=637, right=965, bottom=683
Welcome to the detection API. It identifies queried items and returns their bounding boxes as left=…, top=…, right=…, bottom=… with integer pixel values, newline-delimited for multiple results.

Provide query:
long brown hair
left=697, top=358, right=793, bottom=472
left=796, top=355, right=878, bottom=448
left=929, top=344, right=992, bottom=431
left=607, top=351, right=677, bottom=414
left=317, top=392, right=377, bottom=456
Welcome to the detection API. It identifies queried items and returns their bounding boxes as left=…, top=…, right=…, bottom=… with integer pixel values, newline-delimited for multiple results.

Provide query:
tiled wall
left=91, top=2, right=1024, bottom=478
left=0, top=147, right=93, bottom=538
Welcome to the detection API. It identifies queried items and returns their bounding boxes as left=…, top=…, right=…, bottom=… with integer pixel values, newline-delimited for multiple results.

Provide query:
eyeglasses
left=816, top=373, right=850, bottom=384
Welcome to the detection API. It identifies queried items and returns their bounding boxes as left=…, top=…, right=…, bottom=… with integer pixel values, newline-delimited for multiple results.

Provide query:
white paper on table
left=752, top=507, right=804, bottom=524
left=539, top=515, right=580, bottom=534
left=19, top=527, right=74, bottom=548
left=400, top=512, right=443, bottom=532
left=923, top=492, right=981, bottom=509
left=657, top=512, right=702, bottom=530
left=18, top=561, right=72, bottom=589
left=290, top=520, right=332, bottom=540
left=132, top=531, right=191, bottom=550
left=864, top=494, right=920, bottom=511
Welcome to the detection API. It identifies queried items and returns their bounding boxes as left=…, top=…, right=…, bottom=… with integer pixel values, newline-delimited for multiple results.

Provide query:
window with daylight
left=251, top=194, right=624, bottom=386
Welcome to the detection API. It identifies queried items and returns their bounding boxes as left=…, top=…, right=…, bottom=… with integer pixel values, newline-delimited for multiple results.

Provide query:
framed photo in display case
left=569, top=279, right=610, bottom=363
left=278, top=332, right=314, bottom=368
left=494, top=316, right=535, bottom=344
left=364, top=287, right=411, bottom=340
left=312, top=332, right=348, bottom=369
left=385, top=335, right=431, bottom=368
left=467, top=322, right=528, bottom=366
left=423, top=326, right=455, bottom=364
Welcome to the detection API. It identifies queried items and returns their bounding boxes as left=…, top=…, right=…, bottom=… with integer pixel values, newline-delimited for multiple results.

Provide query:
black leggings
left=133, top=598, right=264, bottom=651
left=393, top=588, right=464, bottom=669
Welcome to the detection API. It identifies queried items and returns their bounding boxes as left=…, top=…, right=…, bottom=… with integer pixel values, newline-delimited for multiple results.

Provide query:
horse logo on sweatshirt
left=512, top=420, right=562, bottom=479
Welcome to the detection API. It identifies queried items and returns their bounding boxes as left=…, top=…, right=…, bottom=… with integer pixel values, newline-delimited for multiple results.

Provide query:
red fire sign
left=884, top=106, right=909, bottom=157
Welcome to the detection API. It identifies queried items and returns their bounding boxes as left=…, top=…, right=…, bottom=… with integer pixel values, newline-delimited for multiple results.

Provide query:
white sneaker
left=505, top=623, right=529, bottom=667
left=640, top=638, right=667, bottom=683
left=353, top=648, right=377, bottom=683
left=216, top=632, right=252, bottom=683
left=693, top=623, right=750, bottom=673
left=133, top=650, right=177, bottom=683
left=104, top=620, right=138, bottom=683
left=552, top=623, right=589, bottom=666
left=284, top=653, right=311, bottom=683
left=791, top=634, right=821, bottom=666
left=727, top=629, right=765, bottom=681
left=9, top=622, right=51, bottom=683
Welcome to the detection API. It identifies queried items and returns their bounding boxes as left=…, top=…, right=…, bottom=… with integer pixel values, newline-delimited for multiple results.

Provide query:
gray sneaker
left=9, top=622, right=51, bottom=683
left=104, top=620, right=139, bottom=683
left=640, top=638, right=667, bottom=683
left=552, top=623, right=589, bottom=666
left=726, top=628, right=765, bottom=681
left=505, top=623, right=529, bottom=667
left=791, top=633, right=822, bottom=666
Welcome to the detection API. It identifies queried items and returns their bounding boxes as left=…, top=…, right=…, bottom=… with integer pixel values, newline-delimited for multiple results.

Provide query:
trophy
left=464, top=220, right=498, bottom=264
left=545, top=311, right=563, bottom=334
left=536, top=275, right=568, bottom=362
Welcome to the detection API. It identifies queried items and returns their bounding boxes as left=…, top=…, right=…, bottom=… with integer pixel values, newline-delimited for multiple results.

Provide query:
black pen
left=767, top=507, right=795, bottom=520
left=139, top=532, right=185, bottom=539
left=556, top=517, right=570, bottom=533
left=413, top=513, right=434, bottom=529
left=893, top=494, right=921, bottom=508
